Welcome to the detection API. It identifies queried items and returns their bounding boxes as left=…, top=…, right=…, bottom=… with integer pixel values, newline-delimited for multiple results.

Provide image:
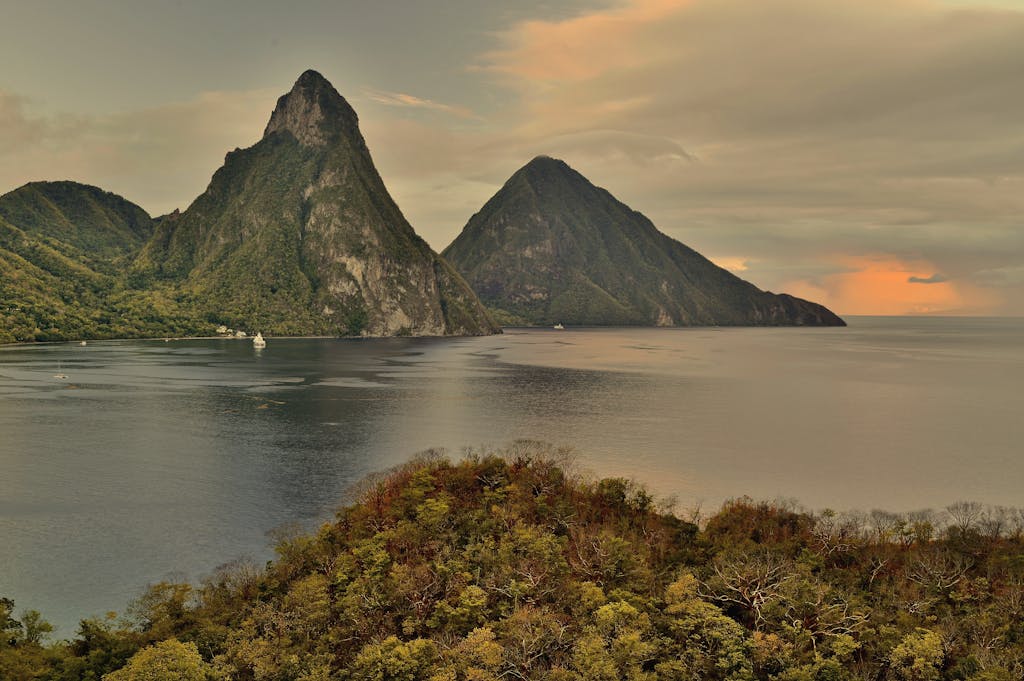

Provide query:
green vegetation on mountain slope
left=3, top=445, right=1022, bottom=680
left=0, top=181, right=152, bottom=258
left=0, top=187, right=206, bottom=344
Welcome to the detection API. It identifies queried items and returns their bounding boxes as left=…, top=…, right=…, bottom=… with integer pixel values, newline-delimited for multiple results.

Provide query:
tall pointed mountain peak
left=137, top=69, right=498, bottom=338
left=518, top=155, right=577, bottom=181
left=295, top=68, right=331, bottom=87
left=263, top=69, right=358, bottom=147
left=444, top=158, right=845, bottom=327
left=524, top=155, right=565, bottom=169
left=510, top=156, right=600, bottom=201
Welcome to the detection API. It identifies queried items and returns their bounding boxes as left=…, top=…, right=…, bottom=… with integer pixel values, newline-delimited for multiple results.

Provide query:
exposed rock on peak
left=295, top=68, right=330, bottom=87
left=523, top=155, right=568, bottom=171
left=525, top=155, right=561, bottom=167
left=516, top=156, right=578, bottom=185
left=263, top=69, right=359, bottom=147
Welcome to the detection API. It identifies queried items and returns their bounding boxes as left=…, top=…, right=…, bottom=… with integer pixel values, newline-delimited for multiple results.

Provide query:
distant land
left=0, top=71, right=842, bottom=345
left=444, top=156, right=844, bottom=327
left=0, top=71, right=497, bottom=344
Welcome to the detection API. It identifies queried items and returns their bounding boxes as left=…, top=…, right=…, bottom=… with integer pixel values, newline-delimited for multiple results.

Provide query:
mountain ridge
left=0, top=181, right=153, bottom=258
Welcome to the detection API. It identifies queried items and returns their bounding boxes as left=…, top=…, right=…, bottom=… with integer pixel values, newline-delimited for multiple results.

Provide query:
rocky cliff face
left=444, top=156, right=845, bottom=327
left=262, top=69, right=356, bottom=147
left=138, top=70, right=498, bottom=337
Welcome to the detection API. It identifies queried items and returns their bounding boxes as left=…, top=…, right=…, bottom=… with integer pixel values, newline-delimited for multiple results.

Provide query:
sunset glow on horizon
left=779, top=256, right=999, bottom=317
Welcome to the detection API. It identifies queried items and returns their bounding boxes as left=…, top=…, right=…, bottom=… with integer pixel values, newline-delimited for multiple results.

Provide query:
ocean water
left=1, top=316, right=1021, bottom=633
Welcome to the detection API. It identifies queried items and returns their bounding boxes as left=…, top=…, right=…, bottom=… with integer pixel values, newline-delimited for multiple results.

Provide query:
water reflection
left=1, top=318, right=1023, bottom=633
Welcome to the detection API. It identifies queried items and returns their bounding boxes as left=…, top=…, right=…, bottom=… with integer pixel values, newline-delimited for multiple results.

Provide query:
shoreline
left=0, top=330, right=503, bottom=348
left=3, top=315, right=1018, bottom=349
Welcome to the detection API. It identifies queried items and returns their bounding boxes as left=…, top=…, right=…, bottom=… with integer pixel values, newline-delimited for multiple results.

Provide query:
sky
left=1, top=0, right=1023, bottom=316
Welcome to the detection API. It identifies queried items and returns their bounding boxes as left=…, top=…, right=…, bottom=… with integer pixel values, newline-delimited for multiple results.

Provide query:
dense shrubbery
left=3, top=444, right=1023, bottom=680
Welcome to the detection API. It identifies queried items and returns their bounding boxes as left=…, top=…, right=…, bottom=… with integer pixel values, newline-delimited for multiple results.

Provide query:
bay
left=1, top=316, right=1021, bottom=634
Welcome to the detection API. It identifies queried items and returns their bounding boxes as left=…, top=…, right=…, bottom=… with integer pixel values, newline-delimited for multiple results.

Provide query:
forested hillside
left=0, top=196, right=205, bottom=345
left=2, top=446, right=1021, bottom=680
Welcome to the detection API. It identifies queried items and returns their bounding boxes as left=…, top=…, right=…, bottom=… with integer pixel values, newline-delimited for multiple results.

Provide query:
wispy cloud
left=908, top=274, right=949, bottom=284
left=363, top=89, right=479, bottom=120
left=710, top=256, right=750, bottom=273
left=973, top=265, right=1024, bottom=288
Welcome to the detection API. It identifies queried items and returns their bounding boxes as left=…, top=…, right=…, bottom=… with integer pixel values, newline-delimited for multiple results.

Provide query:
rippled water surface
left=1, top=317, right=1022, bottom=632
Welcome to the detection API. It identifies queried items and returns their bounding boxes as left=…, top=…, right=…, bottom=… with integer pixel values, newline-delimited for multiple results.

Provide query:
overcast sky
left=2, top=0, right=1022, bottom=315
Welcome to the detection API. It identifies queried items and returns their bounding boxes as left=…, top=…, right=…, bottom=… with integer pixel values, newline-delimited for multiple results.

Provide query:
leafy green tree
left=349, top=636, right=439, bottom=681
left=658, top=574, right=754, bottom=681
left=435, top=627, right=505, bottom=681
left=888, top=629, right=944, bottom=681
left=571, top=600, right=660, bottom=681
left=103, top=639, right=211, bottom=681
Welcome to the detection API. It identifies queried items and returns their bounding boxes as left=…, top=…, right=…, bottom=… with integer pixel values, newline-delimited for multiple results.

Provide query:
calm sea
left=1, top=316, right=1021, bottom=633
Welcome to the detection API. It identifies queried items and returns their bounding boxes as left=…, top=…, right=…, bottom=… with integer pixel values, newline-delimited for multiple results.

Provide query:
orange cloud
left=781, top=255, right=998, bottom=316
left=480, top=0, right=689, bottom=84
left=709, top=256, right=751, bottom=273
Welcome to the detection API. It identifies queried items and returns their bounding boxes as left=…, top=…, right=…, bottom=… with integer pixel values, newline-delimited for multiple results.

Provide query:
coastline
left=5, top=315, right=1018, bottom=348
left=0, top=329, right=505, bottom=348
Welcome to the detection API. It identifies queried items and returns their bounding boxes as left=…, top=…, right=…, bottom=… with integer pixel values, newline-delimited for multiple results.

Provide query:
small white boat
left=79, top=340, right=87, bottom=346
left=252, top=332, right=266, bottom=349
left=553, top=323, right=565, bottom=330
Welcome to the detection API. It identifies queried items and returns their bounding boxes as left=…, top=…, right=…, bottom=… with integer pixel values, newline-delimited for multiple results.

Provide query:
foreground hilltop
left=137, top=70, right=497, bottom=337
left=3, top=446, right=1021, bottom=679
left=444, top=156, right=845, bottom=327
